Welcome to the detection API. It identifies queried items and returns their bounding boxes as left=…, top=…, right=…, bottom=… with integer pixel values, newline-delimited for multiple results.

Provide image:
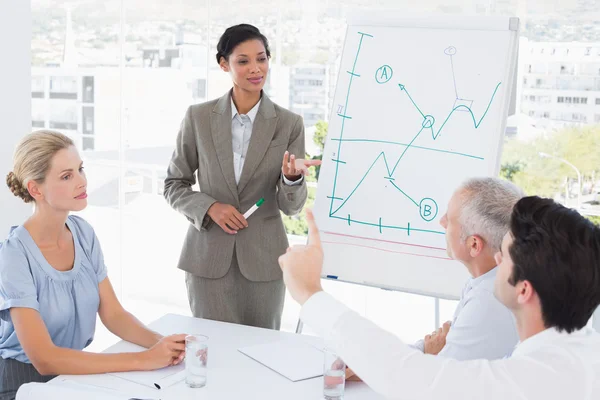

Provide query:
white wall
left=0, top=1, right=31, bottom=233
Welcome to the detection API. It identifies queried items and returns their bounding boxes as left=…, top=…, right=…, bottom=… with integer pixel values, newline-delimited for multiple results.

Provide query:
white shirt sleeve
left=411, top=339, right=425, bottom=352
left=300, top=292, right=580, bottom=400
left=282, top=173, right=304, bottom=186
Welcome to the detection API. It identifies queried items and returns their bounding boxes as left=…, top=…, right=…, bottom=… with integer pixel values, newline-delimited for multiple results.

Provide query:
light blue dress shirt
left=0, top=215, right=107, bottom=363
left=414, top=267, right=519, bottom=360
left=231, top=99, right=303, bottom=186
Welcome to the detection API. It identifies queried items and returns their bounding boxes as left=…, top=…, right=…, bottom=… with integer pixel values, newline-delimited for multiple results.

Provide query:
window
left=30, top=0, right=600, bottom=352
left=32, top=98, right=45, bottom=127
left=31, top=76, right=45, bottom=98
left=49, top=76, right=78, bottom=99
left=81, top=106, right=94, bottom=150
left=49, top=100, right=78, bottom=130
left=571, top=97, right=588, bottom=104
left=82, top=76, right=94, bottom=103
left=191, top=79, right=206, bottom=101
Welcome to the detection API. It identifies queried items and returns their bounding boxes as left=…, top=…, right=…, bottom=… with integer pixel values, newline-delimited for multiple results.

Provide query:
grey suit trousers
left=0, top=358, right=54, bottom=400
left=185, top=251, right=285, bottom=330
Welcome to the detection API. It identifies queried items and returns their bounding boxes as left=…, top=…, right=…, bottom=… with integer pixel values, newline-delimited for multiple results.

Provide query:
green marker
left=243, top=198, right=264, bottom=219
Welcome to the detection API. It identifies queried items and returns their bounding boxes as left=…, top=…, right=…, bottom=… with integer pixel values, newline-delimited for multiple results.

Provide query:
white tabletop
left=48, top=313, right=382, bottom=400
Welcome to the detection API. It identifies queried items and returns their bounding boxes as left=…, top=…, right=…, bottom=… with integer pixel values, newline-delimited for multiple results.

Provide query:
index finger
left=169, top=342, right=186, bottom=352
left=303, top=159, right=322, bottom=167
left=442, top=321, right=451, bottom=334
left=282, top=151, right=290, bottom=169
left=305, top=209, right=322, bottom=249
left=169, top=333, right=189, bottom=342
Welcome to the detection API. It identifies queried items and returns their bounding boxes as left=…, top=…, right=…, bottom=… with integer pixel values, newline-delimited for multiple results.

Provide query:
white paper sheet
left=108, top=363, right=186, bottom=389
left=238, top=339, right=324, bottom=382
left=16, top=380, right=126, bottom=400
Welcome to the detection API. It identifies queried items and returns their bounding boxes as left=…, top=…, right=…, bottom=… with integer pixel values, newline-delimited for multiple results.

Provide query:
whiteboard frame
left=316, top=14, right=521, bottom=300
left=345, top=11, right=519, bottom=32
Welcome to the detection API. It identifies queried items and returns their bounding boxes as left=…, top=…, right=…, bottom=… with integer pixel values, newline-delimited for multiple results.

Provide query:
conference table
left=42, top=313, right=382, bottom=399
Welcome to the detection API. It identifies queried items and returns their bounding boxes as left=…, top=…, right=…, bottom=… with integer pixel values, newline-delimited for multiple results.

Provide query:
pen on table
left=129, top=398, right=160, bottom=400
left=243, top=198, right=264, bottom=219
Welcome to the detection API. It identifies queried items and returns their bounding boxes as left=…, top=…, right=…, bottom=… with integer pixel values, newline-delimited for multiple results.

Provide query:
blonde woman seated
left=0, top=131, right=186, bottom=400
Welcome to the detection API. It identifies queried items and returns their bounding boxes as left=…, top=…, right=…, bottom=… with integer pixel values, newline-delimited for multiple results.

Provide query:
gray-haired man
left=421, top=177, right=524, bottom=359
left=348, top=178, right=524, bottom=381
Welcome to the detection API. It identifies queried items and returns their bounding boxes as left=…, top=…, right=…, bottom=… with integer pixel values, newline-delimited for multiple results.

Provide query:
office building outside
left=519, top=39, right=600, bottom=130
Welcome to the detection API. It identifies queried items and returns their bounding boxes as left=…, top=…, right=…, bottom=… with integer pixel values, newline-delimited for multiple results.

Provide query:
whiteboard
left=313, top=15, right=519, bottom=300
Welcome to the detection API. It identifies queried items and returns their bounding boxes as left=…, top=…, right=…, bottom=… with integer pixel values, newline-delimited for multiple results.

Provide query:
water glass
left=323, top=348, right=345, bottom=400
left=185, top=334, right=208, bottom=388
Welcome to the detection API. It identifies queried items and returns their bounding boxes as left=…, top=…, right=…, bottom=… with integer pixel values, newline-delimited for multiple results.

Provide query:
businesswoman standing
left=164, top=24, right=319, bottom=330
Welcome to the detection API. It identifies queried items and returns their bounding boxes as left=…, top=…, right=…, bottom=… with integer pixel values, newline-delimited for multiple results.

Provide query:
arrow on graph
left=398, top=83, right=425, bottom=117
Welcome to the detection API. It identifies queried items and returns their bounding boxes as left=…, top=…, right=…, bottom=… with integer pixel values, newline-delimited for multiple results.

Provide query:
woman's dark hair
left=216, top=24, right=271, bottom=64
left=508, top=196, right=600, bottom=333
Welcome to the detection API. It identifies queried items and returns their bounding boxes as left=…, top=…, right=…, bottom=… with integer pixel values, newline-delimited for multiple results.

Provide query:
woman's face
left=220, top=39, right=269, bottom=94
left=30, top=146, right=88, bottom=212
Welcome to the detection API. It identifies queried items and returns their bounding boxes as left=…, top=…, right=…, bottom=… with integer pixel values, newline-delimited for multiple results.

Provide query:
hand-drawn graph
left=312, top=17, right=518, bottom=299
left=316, top=28, right=508, bottom=251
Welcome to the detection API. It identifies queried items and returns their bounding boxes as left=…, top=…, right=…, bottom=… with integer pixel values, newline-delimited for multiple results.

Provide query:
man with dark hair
left=279, top=197, right=600, bottom=400
left=494, top=196, right=600, bottom=334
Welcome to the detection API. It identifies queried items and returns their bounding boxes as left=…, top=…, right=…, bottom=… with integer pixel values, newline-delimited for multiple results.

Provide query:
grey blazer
left=164, top=91, right=308, bottom=282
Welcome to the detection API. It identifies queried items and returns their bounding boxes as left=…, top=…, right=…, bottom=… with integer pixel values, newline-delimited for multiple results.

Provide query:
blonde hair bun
left=7, top=130, right=74, bottom=204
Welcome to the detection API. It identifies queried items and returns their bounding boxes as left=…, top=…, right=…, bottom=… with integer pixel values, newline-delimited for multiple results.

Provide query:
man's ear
left=468, top=235, right=485, bottom=258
